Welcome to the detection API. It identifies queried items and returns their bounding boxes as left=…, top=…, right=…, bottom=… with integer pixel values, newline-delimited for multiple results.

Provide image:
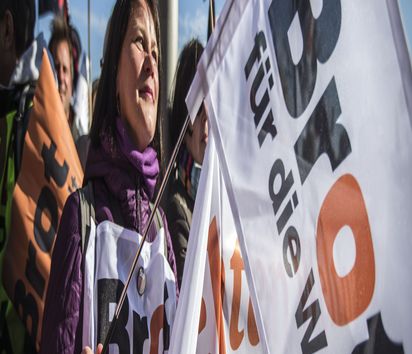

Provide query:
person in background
left=75, top=77, right=99, bottom=171
left=166, top=39, right=208, bottom=288
left=0, top=0, right=47, bottom=352
left=40, top=0, right=178, bottom=352
left=48, top=15, right=81, bottom=140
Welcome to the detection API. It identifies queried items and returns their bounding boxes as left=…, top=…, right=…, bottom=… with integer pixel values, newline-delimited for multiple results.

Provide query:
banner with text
left=2, top=50, right=83, bottom=351
left=170, top=135, right=262, bottom=354
left=82, top=221, right=177, bottom=354
left=185, top=0, right=412, bottom=352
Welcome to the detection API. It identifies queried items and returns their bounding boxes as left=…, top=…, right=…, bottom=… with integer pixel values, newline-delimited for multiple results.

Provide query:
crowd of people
left=0, top=0, right=208, bottom=352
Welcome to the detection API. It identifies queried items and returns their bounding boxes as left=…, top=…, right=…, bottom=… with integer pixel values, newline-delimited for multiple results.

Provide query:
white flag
left=73, top=53, right=90, bottom=136
left=170, top=134, right=262, bottom=354
left=180, top=0, right=412, bottom=352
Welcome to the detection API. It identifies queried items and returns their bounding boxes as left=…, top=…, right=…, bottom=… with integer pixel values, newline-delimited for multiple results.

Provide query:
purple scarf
left=115, top=117, right=159, bottom=198
left=85, top=116, right=159, bottom=200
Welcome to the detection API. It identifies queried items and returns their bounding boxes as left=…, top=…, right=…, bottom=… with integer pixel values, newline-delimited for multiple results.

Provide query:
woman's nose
left=144, top=53, right=155, bottom=76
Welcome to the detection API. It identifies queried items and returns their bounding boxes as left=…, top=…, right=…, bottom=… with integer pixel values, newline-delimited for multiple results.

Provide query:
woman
left=40, top=0, right=177, bottom=352
left=167, top=39, right=208, bottom=288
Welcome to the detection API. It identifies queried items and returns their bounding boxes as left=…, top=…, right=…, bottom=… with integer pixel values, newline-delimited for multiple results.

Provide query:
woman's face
left=117, top=0, right=159, bottom=151
left=185, top=104, right=208, bottom=165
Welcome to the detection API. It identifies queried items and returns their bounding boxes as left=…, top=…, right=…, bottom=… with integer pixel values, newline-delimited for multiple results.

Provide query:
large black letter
left=41, top=140, right=68, bottom=187
left=133, top=312, right=148, bottom=354
left=352, top=313, right=404, bottom=354
left=25, top=241, right=45, bottom=298
left=294, top=78, right=351, bottom=184
left=34, top=186, right=58, bottom=253
left=244, top=31, right=267, bottom=80
left=268, top=0, right=341, bottom=117
left=283, top=226, right=301, bottom=278
left=97, top=279, right=130, bottom=353
left=268, top=159, right=294, bottom=215
left=14, top=280, right=39, bottom=339
left=295, top=269, right=327, bottom=354
left=250, top=64, right=269, bottom=128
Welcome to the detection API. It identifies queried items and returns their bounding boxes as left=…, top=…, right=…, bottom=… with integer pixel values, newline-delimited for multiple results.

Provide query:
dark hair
left=69, top=26, right=82, bottom=87
left=169, top=39, right=204, bottom=148
left=90, top=0, right=163, bottom=163
left=0, top=0, right=35, bottom=57
left=48, top=15, right=73, bottom=74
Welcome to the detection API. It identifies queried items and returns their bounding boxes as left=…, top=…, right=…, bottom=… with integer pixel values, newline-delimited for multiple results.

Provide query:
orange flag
left=3, top=49, right=83, bottom=351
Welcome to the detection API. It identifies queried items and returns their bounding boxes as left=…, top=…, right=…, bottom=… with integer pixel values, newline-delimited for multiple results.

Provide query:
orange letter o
left=317, top=174, right=375, bottom=326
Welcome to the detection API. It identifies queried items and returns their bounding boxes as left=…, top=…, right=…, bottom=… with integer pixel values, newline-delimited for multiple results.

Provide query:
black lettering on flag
left=97, top=278, right=130, bottom=353
left=352, top=313, right=404, bottom=354
left=294, top=78, right=351, bottom=184
left=245, top=31, right=267, bottom=80
left=133, top=312, right=148, bottom=354
left=268, top=159, right=299, bottom=234
left=295, top=269, right=327, bottom=354
left=268, top=0, right=341, bottom=117
left=14, top=280, right=39, bottom=339
left=268, top=159, right=294, bottom=215
left=41, top=140, right=69, bottom=188
left=25, top=241, right=45, bottom=298
left=245, top=31, right=277, bottom=147
left=250, top=64, right=270, bottom=128
left=283, top=226, right=301, bottom=277
left=34, top=186, right=58, bottom=253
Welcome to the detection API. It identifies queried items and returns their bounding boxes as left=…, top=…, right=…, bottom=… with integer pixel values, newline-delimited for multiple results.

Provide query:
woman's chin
left=134, top=134, right=155, bottom=152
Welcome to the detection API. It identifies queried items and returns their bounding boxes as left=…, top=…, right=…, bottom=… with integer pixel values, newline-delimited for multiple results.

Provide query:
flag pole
left=88, top=0, right=92, bottom=123
left=208, top=0, right=215, bottom=39
left=101, top=114, right=191, bottom=353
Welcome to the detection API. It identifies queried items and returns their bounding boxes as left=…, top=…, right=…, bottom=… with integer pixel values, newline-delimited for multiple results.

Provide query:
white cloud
left=179, top=6, right=208, bottom=51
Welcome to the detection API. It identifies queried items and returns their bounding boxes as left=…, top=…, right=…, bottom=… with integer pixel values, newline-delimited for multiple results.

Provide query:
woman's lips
left=139, top=86, right=154, bottom=102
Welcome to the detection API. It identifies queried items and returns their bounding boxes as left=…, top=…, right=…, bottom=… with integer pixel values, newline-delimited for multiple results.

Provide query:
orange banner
left=2, top=50, right=83, bottom=351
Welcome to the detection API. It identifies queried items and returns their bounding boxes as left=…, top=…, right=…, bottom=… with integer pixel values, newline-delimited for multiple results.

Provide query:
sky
left=36, top=0, right=412, bottom=82
left=36, top=0, right=226, bottom=81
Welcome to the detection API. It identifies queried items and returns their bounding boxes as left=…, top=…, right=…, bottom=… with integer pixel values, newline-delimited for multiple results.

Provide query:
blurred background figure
left=75, top=77, right=99, bottom=171
left=48, top=16, right=77, bottom=137
left=0, top=0, right=47, bottom=352
left=49, top=13, right=90, bottom=167
left=166, top=39, right=207, bottom=288
left=71, top=24, right=91, bottom=139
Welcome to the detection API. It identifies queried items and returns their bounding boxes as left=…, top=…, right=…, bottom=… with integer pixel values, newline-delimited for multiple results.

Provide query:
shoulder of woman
left=52, top=191, right=84, bottom=263
left=41, top=191, right=83, bottom=354
left=60, top=190, right=82, bottom=238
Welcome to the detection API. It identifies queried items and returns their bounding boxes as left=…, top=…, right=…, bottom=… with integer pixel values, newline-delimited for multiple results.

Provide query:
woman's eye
left=152, top=50, right=158, bottom=64
left=134, top=37, right=144, bottom=51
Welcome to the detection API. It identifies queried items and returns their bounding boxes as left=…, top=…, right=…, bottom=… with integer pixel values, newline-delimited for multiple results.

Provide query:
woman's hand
left=81, top=343, right=103, bottom=354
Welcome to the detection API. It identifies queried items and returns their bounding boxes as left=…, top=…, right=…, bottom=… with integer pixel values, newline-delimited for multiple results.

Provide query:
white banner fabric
left=170, top=135, right=262, bottom=354
left=184, top=0, right=412, bottom=353
left=83, top=221, right=176, bottom=354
